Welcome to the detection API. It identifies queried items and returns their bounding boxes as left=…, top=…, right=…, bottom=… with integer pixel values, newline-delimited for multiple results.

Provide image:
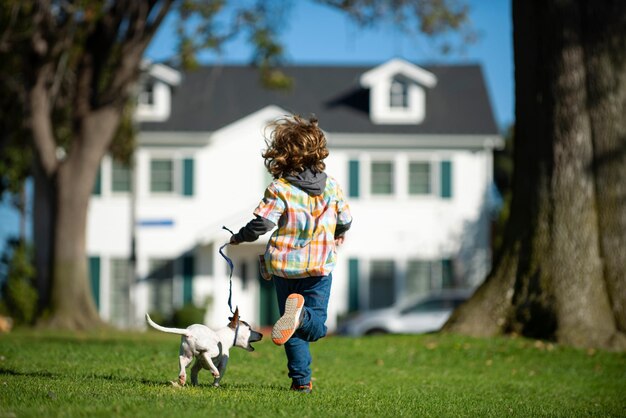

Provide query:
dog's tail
left=145, top=313, right=188, bottom=336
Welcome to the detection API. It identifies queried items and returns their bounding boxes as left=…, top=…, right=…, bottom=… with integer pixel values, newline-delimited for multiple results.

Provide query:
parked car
left=337, top=289, right=473, bottom=336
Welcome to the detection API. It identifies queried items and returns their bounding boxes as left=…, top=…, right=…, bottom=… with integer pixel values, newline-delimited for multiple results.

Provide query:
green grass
left=0, top=329, right=624, bottom=417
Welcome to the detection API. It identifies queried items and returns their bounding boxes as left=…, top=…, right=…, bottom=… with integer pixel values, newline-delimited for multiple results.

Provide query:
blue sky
left=0, top=0, right=513, bottom=251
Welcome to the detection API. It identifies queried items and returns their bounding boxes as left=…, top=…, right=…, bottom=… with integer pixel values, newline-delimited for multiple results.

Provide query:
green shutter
left=348, top=258, right=359, bottom=312
left=88, top=256, right=101, bottom=310
left=182, top=254, right=194, bottom=304
left=183, top=158, right=194, bottom=196
left=441, top=259, right=454, bottom=288
left=92, top=165, right=102, bottom=196
left=349, top=160, right=360, bottom=198
left=440, top=160, right=452, bottom=199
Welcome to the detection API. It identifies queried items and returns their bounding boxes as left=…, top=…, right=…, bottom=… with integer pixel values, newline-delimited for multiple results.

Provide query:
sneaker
left=272, top=293, right=305, bottom=345
left=290, top=381, right=312, bottom=393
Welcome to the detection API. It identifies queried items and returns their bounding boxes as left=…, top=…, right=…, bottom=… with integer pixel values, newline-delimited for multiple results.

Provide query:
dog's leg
left=213, top=355, right=229, bottom=387
left=178, top=354, right=193, bottom=386
left=190, top=358, right=202, bottom=386
left=201, top=352, right=220, bottom=379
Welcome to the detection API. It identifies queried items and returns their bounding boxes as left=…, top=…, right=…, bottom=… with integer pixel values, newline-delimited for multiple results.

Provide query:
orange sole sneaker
left=272, top=293, right=305, bottom=345
left=290, top=381, right=313, bottom=393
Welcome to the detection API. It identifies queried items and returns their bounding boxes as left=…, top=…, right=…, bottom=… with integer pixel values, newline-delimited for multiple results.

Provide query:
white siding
left=87, top=106, right=498, bottom=329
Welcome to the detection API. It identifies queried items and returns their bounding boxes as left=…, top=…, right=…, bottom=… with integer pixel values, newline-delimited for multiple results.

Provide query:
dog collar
left=233, top=322, right=240, bottom=347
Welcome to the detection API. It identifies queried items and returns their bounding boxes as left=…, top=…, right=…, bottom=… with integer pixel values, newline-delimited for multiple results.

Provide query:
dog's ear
left=228, top=307, right=239, bottom=329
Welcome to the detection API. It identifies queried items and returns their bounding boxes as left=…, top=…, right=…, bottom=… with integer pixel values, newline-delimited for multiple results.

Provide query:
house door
left=259, top=275, right=280, bottom=327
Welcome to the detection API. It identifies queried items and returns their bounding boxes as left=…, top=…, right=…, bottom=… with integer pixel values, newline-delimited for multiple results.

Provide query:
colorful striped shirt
left=255, top=176, right=352, bottom=279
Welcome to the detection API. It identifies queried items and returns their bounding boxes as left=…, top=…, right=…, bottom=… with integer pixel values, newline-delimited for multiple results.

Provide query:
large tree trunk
left=45, top=109, right=120, bottom=329
left=444, top=0, right=626, bottom=350
left=32, top=88, right=123, bottom=329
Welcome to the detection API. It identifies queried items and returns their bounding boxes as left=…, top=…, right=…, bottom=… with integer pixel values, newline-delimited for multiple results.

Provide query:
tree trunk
left=33, top=157, right=55, bottom=312
left=583, top=1, right=626, bottom=334
left=444, top=0, right=626, bottom=350
left=38, top=108, right=121, bottom=330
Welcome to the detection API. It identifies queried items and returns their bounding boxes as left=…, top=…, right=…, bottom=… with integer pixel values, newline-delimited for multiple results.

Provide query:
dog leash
left=219, top=226, right=236, bottom=315
left=219, top=226, right=241, bottom=346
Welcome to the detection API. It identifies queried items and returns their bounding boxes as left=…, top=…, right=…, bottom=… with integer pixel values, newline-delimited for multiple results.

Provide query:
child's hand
left=335, top=235, right=345, bottom=247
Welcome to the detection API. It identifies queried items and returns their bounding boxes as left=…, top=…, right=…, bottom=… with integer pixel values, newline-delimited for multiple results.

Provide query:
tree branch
left=29, top=63, right=58, bottom=176
left=0, top=3, right=21, bottom=53
left=100, top=0, right=174, bottom=106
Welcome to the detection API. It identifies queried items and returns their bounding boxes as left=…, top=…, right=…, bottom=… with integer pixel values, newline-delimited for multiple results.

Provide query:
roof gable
left=359, top=58, right=437, bottom=88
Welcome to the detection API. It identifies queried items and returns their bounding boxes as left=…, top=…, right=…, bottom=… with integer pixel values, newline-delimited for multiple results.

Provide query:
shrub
left=171, top=303, right=206, bottom=328
left=1, top=241, right=37, bottom=325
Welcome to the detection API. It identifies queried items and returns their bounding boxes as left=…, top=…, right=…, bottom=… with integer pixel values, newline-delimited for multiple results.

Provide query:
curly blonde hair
left=262, top=115, right=329, bottom=178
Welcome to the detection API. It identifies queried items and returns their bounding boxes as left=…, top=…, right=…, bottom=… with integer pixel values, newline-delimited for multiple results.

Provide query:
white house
left=86, top=58, right=503, bottom=330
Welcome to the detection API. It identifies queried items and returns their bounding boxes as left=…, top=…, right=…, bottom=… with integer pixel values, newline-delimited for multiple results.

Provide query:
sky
left=0, top=0, right=513, bottom=252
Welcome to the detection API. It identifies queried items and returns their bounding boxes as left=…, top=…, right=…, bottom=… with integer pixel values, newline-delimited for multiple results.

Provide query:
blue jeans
left=273, top=274, right=332, bottom=386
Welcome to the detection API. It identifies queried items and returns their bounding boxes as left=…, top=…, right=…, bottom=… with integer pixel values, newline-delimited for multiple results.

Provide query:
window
left=408, top=162, right=431, bottom=195
left=139, top=81, right=155, bottom=106
left=401, top=297, right=453, bottom=315
left=406, top=259, right=455, bottom=294
left=370, top=260, right=395, bottom=309
left=148, top=258, right=174, bottom=316
left=112, top=160, right=131, bottom=193
left=371, top=161, right=394, bottom=195
left=390, top=78, right=409, bottom=108
left=110, top=258, right=131, bottom=327
left=150, top=159, right=174, bottom=192
left=406, top=260, right=432, bottom=296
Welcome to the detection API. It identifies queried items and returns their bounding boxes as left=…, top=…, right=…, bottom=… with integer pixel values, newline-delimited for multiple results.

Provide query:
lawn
left=0, top=328, right=624, bottom=417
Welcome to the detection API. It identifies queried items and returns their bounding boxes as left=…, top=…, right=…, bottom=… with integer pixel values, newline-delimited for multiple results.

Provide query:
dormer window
left=360, top=58, right=437, bottom=125
left=390, top=78, right=409, bottom=108
left=139, top=81, right=155, bottom=106
left=135, top=62, right=182, bottom=123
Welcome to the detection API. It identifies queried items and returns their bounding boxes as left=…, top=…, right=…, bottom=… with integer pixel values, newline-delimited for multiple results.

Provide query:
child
left=230, top=115, right=352, bottom=393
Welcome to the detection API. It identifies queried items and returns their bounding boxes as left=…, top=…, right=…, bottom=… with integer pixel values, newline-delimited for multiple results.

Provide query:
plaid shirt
left=255, top=176, right=352, bottom=279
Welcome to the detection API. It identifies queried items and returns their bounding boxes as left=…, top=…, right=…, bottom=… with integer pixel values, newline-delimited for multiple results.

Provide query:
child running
left=229, top=115, right=352, bottom=393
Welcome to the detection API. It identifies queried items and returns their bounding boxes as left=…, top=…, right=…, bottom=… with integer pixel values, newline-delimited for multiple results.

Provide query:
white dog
left=145, top=308, right=263, bottom=387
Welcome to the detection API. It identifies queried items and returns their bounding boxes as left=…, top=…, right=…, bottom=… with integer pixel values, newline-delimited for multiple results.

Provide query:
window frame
left=370, top=160, right=395, bottom=196
left=149, top=157, right=176, bottom=194
left=407, top=160, right=432, bottom=196
left=111, top=159, right=132, bottom=194
left=138, top=80, right=155, bottom=106
left=389, top=78, right=409, bottom=109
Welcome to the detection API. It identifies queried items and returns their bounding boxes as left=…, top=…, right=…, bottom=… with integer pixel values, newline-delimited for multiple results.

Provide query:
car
left=336, top=289, right=473, bottom=336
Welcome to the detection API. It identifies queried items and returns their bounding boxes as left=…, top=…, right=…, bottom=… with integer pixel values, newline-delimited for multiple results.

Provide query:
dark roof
left=140, top=63, right=498, bottom=135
